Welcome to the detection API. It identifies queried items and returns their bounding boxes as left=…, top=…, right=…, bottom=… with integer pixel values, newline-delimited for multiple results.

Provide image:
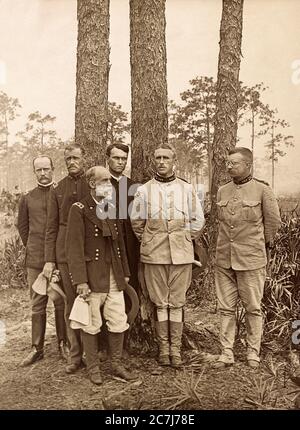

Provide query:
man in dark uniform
left=44, top=144, right=90, bottom=374
left=66, top=166, right=137, bottom=384
left=17, top=155, right=68, bottom=366
left=106, top=143, right=140, bottom=354
left=106, top=143, right=140, bottom=289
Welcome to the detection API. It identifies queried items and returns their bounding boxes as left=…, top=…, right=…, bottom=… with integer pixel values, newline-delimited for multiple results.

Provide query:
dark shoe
left=20, top=347, right=44, bottom=367
left=88, top=367, right=103, bottom=385
left=58, top=341, right=70, bottom=362
left=158, top=354, right=170, bottom=366
left=108, top=332, right=138, bottom=380
left=171, top=355, right=183, bottom=368
left=65, top=361, right=82, bottom=374
left=111, top=360, right=138, bottom=381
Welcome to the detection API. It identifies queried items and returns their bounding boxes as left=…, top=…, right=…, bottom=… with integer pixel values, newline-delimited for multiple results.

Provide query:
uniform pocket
left=141, top=233, right=154, bottom=256
left=141, top=233, right=154, bottom=246
left=216, top=200, right=229, bottom=221
left=242, top=200, right=261, bottom=221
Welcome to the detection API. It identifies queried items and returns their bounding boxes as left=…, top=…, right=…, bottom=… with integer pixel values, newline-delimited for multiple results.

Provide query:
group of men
left=17, top=142, right=281, bottom=385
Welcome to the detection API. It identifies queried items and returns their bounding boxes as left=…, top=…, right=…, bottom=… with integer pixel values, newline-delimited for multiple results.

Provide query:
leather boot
left=20, top=313, right=46, bottom=367
left=169, top=321, right=183, bottom=368
left=54, top=309, right=69, bottom=361
left=122, top=329, right=130, bottom=359
left=155, top=321, right=170, bottom=366
left=108, top=332, right=138, bottom=381
left=81, top=331, right=102, bottom=385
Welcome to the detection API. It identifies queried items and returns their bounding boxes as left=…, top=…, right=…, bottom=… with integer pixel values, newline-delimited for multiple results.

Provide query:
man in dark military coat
left=44, top=144, right=90, bottom=373
left=17, top=155, right=68, bottom=366
left=65, top=166, right=137, bottom=385
left=106, top=143, right=140, bottom=289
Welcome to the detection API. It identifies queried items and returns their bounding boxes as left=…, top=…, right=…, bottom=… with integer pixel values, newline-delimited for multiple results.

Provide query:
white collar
left=110, top=173, right=123, bottom=182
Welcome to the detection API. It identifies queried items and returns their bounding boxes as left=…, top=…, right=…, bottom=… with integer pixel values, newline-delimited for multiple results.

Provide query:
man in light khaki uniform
left=214, top=147, right=281, bottom=369
left=131, top=143, right=204, bottom=367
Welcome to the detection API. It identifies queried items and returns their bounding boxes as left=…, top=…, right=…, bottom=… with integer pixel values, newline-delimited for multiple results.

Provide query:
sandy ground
left=0, top=287, right=297, bottom=410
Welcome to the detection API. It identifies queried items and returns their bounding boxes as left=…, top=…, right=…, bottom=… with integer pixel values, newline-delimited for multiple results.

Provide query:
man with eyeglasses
left=17, top=155, right=68, bottom=366
left=214, top=147, right=281, bottom=369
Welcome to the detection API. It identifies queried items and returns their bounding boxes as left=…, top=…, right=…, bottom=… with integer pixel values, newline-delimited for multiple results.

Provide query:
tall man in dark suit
left=106, top=143, right=139, bottom=290
left=44, top=144, right=90, bottom=374
left=17, top=155, right=68, bottom=366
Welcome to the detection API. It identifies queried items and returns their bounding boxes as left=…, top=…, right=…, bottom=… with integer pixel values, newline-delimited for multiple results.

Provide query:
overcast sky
left=0, top=0, right=299, bottom=193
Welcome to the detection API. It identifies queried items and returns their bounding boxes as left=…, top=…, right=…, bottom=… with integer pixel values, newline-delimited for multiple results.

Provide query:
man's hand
left=43, top=262, right=56, bottom=280
left=76, top=283, right=91, bottom=300
left=125, top=277, right=130, bottom=284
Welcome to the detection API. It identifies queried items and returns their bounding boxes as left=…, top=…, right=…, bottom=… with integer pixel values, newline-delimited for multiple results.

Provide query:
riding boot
left=20, top=313, right=46, bottom=367
left=54, top=309, right=69, bottom=361
left=108, top=332, right=138, bottom=380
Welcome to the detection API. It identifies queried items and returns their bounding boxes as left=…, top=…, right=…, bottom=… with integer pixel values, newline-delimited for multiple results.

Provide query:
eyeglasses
left=226, top=161, right=245, bottom=167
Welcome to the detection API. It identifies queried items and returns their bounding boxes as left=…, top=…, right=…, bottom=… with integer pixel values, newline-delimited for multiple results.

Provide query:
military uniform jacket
left=44, top=174, right=89, bottom=263
left=130, top=177, right=205, bottom=264
left=110, top=175, right=140, bottom=287
left=17, top=185, right=51, bottom=270
left=65, top=194, right=131, bottom=293
left=216, top=178, right=281, bottom=270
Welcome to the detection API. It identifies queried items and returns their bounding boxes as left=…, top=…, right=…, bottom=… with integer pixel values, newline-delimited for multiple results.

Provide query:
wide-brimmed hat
left=32, top=272, right=47, bottom=295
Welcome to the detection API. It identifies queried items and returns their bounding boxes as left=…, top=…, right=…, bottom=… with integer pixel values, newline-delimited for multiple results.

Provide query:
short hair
left=64, top=143, right=85, bottom=156
left=32, top=155, right=54, bottom=170
left=228, top=147, right=253, bottom=163
left=155, top=143, right=177, bottom=158
left=106, top=143, right=129, bottom=157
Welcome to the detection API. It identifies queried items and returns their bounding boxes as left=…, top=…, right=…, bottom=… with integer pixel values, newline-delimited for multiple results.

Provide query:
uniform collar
left=154, top=173, right=176, bottom=183
left=233, top=174, right=252, bottom=185
left=110, top=173, right=123, bottom=182
left=37, top=181, right=53, bottom=189
left=68, top=171, right=85, bottom=181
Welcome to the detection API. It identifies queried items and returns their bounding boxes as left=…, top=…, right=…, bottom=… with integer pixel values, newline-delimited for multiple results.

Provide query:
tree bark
left=129, top=0, right=168, bottom=351
left=130, top=0, right=168, bottom=183
left=210, top=0, right=244, bottom=219
left=75, top=0, right=110, bottom=167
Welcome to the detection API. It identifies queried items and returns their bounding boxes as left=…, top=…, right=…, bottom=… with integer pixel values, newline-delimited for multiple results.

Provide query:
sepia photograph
left=0, top=0, right=300, bottom=413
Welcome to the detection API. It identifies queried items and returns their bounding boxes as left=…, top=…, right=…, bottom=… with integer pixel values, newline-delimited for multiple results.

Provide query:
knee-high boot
left=169, top=321, right=183, bottom=368
left=20, top=313, right=46, bottom=367
left=155, top=321, right=170, bottom=366
left=81, top=331, right=102, bottom=385
left=108, top=332, right=138, bottom=380
left=54, top=309, right=69, bottom=361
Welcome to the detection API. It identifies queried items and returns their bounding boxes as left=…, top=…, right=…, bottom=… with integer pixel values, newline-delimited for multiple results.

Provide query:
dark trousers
left=58, top=263, right=82, bottom=364
left=27, top=268, right=64, bottom=314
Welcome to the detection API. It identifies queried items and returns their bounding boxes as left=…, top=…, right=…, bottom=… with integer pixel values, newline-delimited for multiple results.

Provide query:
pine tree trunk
left=75, top=0, right=110, bottom=167
left=130, top=0, right=168, bottom=183
left=210, top=0, right=244, bottom=221
left=129, top=0, right=168, bottom=351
